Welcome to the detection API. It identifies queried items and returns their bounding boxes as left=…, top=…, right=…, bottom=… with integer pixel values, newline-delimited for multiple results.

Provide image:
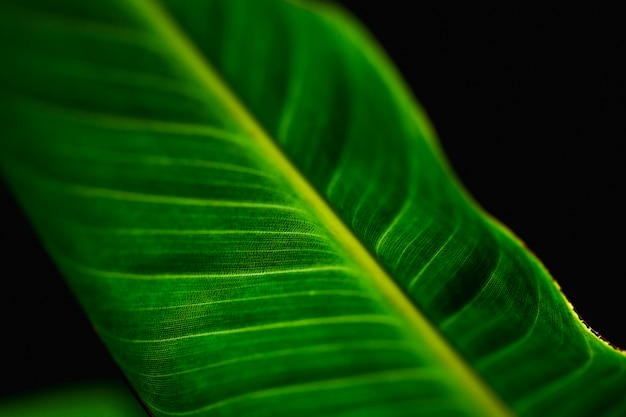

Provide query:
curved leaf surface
left=0, top=0, right=624, bottom=416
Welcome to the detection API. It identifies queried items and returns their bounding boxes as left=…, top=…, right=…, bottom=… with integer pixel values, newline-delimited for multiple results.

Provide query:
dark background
left=1, top=1, right=623, bottom=398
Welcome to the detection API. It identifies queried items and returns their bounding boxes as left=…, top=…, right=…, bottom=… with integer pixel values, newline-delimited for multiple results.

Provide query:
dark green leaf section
left=0, top=381, right=146, bottom=417
left=0, top=1, right=624, bottom=417
left=161, top=1, right=626, bottom=415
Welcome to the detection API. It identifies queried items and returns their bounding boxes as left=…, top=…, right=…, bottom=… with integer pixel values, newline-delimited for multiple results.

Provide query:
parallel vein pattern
left=0, top=1, right=625, bottom=417
left=160, top=0, right=626, bottom=415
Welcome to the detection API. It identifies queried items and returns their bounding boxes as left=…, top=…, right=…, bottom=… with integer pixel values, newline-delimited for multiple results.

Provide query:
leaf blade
left=159, top=1, right=626, bottom=414
left=0, top=0, right=624, bottom=416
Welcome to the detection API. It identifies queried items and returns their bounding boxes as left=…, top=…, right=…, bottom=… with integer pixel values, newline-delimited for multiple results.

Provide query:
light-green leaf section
left=0, top=0, right=624, bottom=416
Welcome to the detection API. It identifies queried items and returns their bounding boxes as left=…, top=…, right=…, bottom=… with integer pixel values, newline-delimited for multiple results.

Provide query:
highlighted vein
left=147, top=368, right=442, bottom=416
left=100, top=314, right=401, bottom=343
left=65, top=262, right=351, bottom=281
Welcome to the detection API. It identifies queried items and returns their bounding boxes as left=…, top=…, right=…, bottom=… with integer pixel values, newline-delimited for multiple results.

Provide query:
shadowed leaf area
left=0, top=381, right=146, bottom=417
left=0, top=0, right=624, bottom=416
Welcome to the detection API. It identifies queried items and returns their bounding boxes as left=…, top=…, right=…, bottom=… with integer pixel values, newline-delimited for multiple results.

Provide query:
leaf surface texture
left=0, top=0, right=624, bottom=416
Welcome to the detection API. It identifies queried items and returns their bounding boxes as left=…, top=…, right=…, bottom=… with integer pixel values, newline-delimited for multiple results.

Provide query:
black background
left=1, top=1, right=623, bottom=398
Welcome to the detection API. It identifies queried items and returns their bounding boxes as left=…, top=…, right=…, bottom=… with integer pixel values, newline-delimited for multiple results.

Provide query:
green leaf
left=0, top=0, right=624, bottom=416
left=0, top=381, right=147, bottom=417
